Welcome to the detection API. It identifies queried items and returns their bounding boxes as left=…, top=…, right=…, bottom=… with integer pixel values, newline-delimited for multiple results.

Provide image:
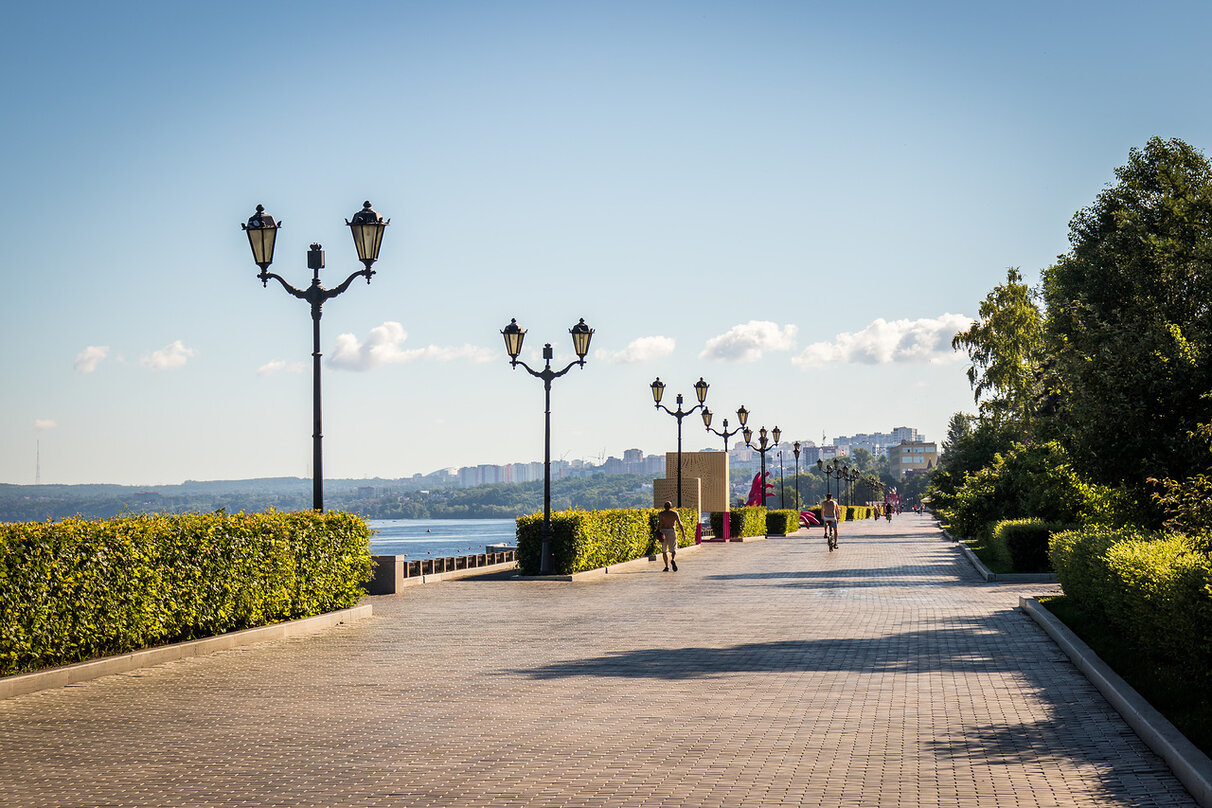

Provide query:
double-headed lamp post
left=844, top=468, right=860, bottom=506
left=651, top=377, right=709, bottom=507
left=793, top=441, right=802, bottom=511
left=502, top=318, right=594, bottom=575
left=744, top=426, right=781, bottom=506
left=818, top=459, right=847, bottom=503
left=702, top=405, right=749, bottom=451
left=242, top=201, right=388, bottom=512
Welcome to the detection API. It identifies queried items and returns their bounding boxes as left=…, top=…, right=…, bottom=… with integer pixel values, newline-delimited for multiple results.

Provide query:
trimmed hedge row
left=803, top=505, right=872, bottom=524
left=709, top=507, right=768, bottom=539
left=765, top=509, right=800, bottom=535
left=516, top=507, right=697, bottom=575
left=989, top=518, right=1069, bottom=572
left=1050, top=527, right=1212, bottom=683
left=0, top=511, right=373, bottom=677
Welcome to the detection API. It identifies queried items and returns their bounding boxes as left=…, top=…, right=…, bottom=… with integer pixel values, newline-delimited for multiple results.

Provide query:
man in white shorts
left=656, top=501, right=686, bottom=572
left=821, top=493, right=841, bottom=551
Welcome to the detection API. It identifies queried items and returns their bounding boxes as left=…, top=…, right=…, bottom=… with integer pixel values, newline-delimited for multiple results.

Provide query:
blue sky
left=4, top=1, right=1212, bottom=485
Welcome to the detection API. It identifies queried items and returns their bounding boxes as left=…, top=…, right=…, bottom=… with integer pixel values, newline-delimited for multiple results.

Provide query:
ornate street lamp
left=502, top=317, right=594, bottom=575
left=745, top=426, right=781, bottom=507
left=818, top=458, right=846, bottom=502
left=779, top=451, right=785, bottom=509
left=793, top=441, right=802, bottom=511
left=651, top=377, right=709, bottom=507
left=242, top=201, right=389, bottom=512
left=703, top=405, right=749, bottom=451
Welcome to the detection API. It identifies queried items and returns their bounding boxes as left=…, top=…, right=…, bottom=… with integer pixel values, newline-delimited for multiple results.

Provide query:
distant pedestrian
left=821, top=493, right=841, bottom=550
left=657, top=501, right=686, bottom=572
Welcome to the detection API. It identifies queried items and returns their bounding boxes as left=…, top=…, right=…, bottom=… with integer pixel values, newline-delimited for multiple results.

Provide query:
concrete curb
left=1021, top=597, right=1212, bottom=808
left=0, top=604, right=373, bottom=701
left=954, top=538, right=1059, bottom=584
left=516, top=542, right=706, bottom=581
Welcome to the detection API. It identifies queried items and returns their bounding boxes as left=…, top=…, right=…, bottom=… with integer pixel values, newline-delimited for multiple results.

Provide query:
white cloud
left=74, top=345, right=109, bottom=373
left=700, top=321, right=797, bottom=362
left=595, top=336, right=675, bottom=364
left=329, top=321, right=496, bottom=371
left=140, top=340, right=197, bottom=371
left=257, top=360, right=306, bottom=376
left=34, top=419, right=57, bottom=431
left=792, top=313, right=971, bottom=368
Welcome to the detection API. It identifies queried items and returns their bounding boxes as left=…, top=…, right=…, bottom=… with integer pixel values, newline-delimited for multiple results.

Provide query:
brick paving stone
left=0, top=514, right=1199, bottom=806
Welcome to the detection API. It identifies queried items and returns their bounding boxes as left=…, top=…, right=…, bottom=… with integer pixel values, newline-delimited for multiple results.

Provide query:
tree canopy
left=1042, top=136, right=1212, bottom=484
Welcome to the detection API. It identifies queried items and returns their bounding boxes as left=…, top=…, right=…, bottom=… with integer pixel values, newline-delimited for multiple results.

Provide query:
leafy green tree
left=952, top=267, right=1044, bottom=426
left=1041, top=137, right=1212, bottom=485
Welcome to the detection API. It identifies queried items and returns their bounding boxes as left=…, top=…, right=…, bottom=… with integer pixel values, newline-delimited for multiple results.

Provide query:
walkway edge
left=1020, top=596, right=1212, bottom=808
left=516, top=542, right=705, bottom=581
left=956, top=539, right=1058, bottom=583
left=0, top=604, right=374, bottom=701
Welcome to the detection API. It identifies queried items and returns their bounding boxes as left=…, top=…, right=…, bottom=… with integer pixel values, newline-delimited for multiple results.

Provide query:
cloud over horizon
left=74, top=345, right=109, bottom=373
left=700, top=321, right=797, bottom=362
left=257, top=360, right=306, bottom=376
left=34, top=419, right=57, bottom=431
left=140, top=340, right=197, bottom=371
left=329, top=321, right=495, bottom=371
left=792, top=313, right=971, bottom=367
left=595, top=336, right=676, bottom=364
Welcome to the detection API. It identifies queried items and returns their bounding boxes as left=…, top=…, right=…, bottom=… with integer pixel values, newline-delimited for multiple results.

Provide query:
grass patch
left=1040, top=595, right=1212, bottom=758
left=963, top=539, right=1013, bottom=574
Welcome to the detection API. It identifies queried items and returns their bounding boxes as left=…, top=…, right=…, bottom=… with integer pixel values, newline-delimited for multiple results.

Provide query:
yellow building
left=889, top=441, right=937, bottom=478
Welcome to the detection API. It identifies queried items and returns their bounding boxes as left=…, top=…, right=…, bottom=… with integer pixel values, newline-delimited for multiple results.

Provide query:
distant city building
left=835, top=427, right=924, bottom=459
left=889, top=441, right=938, bottom=478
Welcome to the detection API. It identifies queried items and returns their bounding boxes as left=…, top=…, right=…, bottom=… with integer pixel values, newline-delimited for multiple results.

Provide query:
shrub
left=765, top=510, right=800, bottom=535
left=942, top=441, right=1110, bottom=539
left=709, top=507, right=767, bottom=540
left=0, top=511, right=372, bottom=676
left=990, top=519, right=1070, bottom=572
left=515, top=507, right=697, bottom=575
left=1050, top=526, right=1212, bottom=683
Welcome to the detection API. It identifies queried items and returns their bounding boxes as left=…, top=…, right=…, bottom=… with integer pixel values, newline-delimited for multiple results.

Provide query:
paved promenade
left=0, top=515, right=1198, bottom=807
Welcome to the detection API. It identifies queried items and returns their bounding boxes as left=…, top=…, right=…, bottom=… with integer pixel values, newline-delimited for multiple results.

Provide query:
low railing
left=402, top=550, right=516, bottom=579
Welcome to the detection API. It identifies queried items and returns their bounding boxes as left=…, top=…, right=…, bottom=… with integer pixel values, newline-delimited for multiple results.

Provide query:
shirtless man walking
left=657, top=501, right=686, bottom=572
left=821, top=493, right=841, bottom=551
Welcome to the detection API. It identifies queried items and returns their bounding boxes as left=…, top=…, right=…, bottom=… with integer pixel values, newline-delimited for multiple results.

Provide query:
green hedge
left=990, top=518, right=1069, bottom=572
left=1050, top=527, right=1212, bottom=682
left=0, top=511, right=372, bottom=677
left=765, top=509, right=800, bottom=535
left=516, top=507, right=697, bottom=575
left=709, top=507, right=768, bottom=539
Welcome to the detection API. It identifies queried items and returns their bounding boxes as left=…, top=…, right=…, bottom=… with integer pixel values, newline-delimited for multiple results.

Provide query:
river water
left=366, top=518, right=518, bottom=559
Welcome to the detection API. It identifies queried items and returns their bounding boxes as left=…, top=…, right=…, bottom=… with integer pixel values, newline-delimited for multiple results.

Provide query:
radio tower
left=35, top=439, right=41, bottom=485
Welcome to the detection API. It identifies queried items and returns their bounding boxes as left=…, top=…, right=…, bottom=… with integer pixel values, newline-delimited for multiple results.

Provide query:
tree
left=952, top=268, right=1044, bottom=427
left=1041, top=137, right=1212, bottom=485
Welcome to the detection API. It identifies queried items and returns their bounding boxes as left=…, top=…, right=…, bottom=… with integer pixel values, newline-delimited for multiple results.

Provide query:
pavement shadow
left=510, top=616, right=1019, bottom=681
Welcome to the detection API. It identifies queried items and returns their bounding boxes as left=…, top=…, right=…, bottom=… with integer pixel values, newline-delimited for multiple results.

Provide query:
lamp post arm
left=511, top=358, right=583, bottom=382
left=322, top=268, right=375, bottom=301
left=258, top=271, right=308, bottom=300
left=656, top=401, right=705, bottom=419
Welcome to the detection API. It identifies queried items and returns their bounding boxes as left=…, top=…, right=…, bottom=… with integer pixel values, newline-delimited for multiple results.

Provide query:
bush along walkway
left=0, top=514, right=1200, bottom=807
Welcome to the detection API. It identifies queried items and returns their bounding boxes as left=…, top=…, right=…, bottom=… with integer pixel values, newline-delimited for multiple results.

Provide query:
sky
left=4, top=1, right=1212, bottom=486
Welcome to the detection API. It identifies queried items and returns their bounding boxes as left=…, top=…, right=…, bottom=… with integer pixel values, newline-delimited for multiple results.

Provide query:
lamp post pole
left=651, top=377, right=709, bottom=507
left=744, top=426, right=781, bottom=507
left=779, top=451, right=785, bottom=509
left=793, top=441, right=802, bottom=511
left=242, top=202, right=389, bottom=512
left=502, top=318, right=594, bottom=575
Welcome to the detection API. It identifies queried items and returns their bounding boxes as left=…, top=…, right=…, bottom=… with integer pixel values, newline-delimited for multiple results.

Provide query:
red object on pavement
left=799, top=511, right=820, bottom=527
left=695, top=522, right=702, bottom=544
